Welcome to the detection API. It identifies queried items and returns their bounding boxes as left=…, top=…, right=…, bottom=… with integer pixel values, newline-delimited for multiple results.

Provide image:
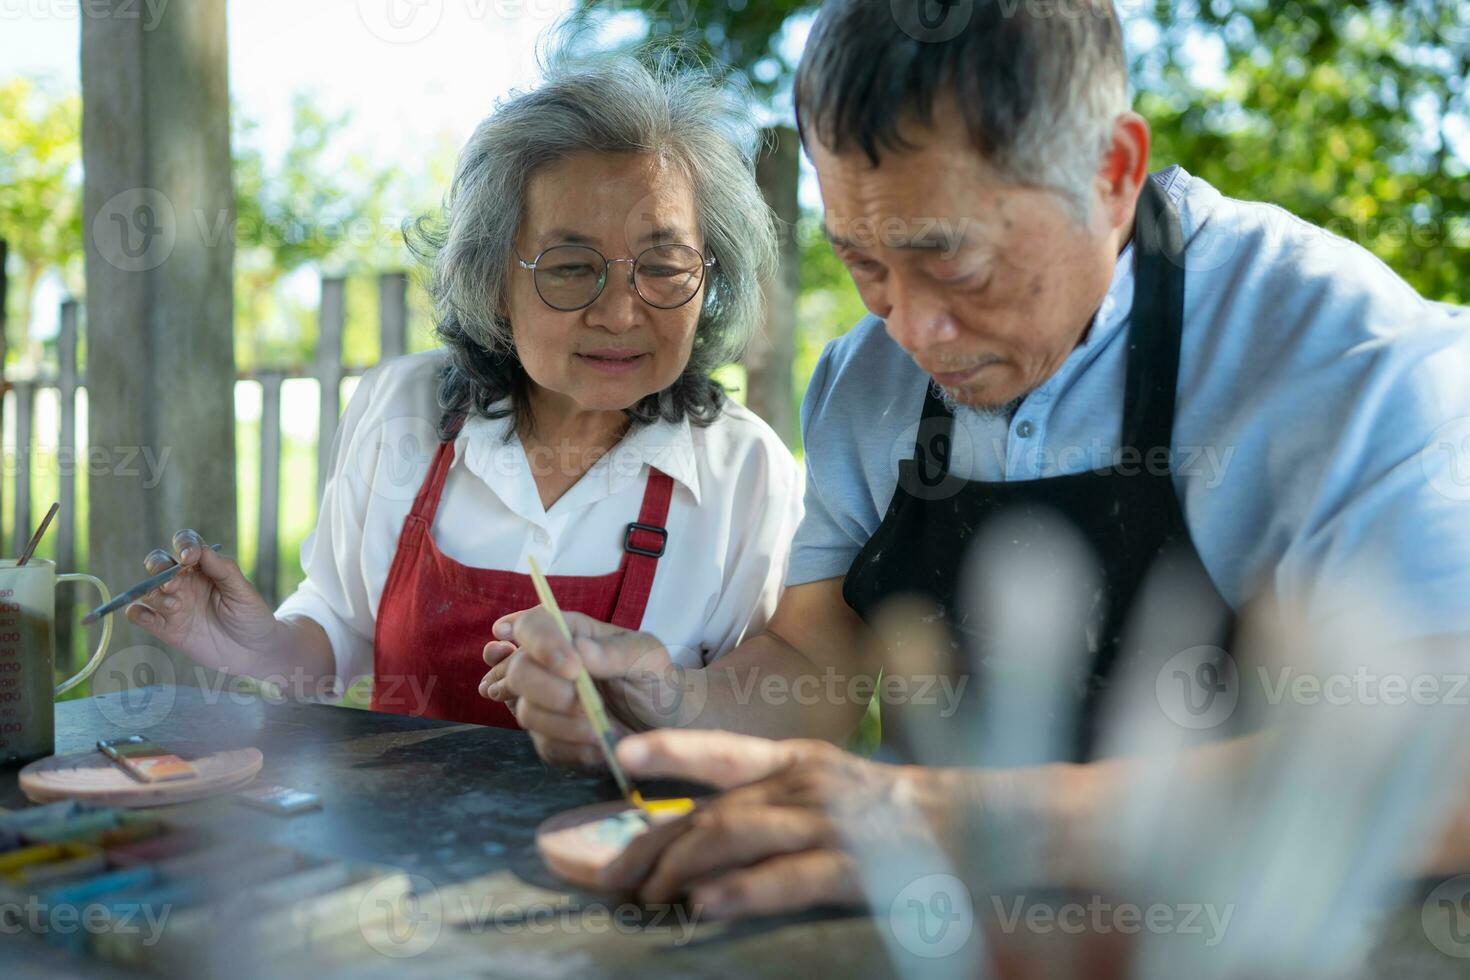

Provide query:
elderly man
left=484, top=0, right=1470, bottom=916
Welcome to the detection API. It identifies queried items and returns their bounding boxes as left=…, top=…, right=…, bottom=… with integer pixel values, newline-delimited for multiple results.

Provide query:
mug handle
left=54, top=573, right=113, bottom=698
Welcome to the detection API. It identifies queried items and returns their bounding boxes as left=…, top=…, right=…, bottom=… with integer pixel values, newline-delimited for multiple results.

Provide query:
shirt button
left=1016, top=421, right=1035, bottom=438
left=534, top=529, right=551, bottom=545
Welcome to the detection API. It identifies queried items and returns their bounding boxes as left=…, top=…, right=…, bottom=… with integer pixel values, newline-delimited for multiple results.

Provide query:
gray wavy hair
left=408, top=52, right=779, bottom=439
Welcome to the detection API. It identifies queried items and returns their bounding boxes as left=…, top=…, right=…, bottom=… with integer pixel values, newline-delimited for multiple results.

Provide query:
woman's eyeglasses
left=515, top=243, right=716, bottom=312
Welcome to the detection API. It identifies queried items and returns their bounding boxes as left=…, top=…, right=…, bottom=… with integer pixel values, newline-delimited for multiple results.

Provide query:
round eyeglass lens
left=532, top=245, right=606, bottom=310
left=633, top=244, right=706, bottom=309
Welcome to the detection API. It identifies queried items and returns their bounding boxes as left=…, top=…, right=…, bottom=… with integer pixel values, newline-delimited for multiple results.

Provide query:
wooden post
left=746, top=126, right=800, bottom=446
left=82, top=0, right=236, bottom=692
left=57, top=301, right=79, bottom=670
left=379, top=272, right=407, bottom=362
left=13, top=382, right=32, bottom=550
left=0, top=238, right=7, bottom=556
left=256, top=372, right=282, bottom=607
left=316, top=278, right=345, bottom=501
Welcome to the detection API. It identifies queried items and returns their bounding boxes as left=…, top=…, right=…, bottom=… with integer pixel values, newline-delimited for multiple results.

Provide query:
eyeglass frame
left=513, top=242, right=718, bottom=312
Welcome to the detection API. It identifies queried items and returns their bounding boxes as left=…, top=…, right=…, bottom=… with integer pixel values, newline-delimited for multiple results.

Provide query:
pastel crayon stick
left=152, top=841, right=278, bottom=881
left=95, top=819, right=165, bottom=850
left=5, top=844, right=106, bottom=887
left=243, top=861, right=358, bottom=908
left=95, top=879, right=205, bottom=964
left=0, top=842, right=70, bottom=875
left=40, top=866, right=159, bottom=951
left=41, top=864, right=159, bottom=907
left=0, top=800, right=88, bottom=831
left=105, top=829, right=209, bottom=867
left=21, top=810, right=122, bottom=844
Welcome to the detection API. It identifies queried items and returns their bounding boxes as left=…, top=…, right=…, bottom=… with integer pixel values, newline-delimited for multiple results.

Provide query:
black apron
left=843, top=179, right=1234, bottom=763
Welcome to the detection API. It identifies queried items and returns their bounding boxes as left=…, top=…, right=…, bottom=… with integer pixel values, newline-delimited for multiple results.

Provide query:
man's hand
left=599, top=729, right=943, bottom=920
left=479, top=607, right=694, bottom=769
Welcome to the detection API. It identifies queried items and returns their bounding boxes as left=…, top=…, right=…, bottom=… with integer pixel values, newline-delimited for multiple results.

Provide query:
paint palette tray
left=0, top=799, right=411, bottom=973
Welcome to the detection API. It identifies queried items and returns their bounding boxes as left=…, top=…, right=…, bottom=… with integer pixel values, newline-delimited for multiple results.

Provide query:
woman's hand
left=479, top=607, right=693, bottom=769
left=125, top=528, right=285, bottom=675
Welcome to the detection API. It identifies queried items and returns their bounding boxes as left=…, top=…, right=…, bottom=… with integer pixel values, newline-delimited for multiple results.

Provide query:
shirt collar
left=1074, top=167, right=1185, bottom=355
left=452, top=400, right=702, bottom=515
left=1074, top=238, right=1137, bottom=355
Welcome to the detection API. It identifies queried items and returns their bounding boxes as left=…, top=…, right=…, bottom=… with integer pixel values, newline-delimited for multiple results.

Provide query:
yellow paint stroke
left=629, top=792, right=695, bottom=818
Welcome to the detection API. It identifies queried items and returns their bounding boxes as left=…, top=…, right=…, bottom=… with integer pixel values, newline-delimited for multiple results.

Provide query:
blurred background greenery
left=1, top=0, right=1466, bottom=692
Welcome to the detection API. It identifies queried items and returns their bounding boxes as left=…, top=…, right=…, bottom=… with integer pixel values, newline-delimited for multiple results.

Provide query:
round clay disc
left=19, top=747, right=263, bottom=807
left=537, top=800, right=681, bottom=891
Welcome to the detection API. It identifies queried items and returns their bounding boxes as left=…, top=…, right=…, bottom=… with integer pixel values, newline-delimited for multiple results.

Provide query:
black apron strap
left=1120, top=178, right=1188, bottom=456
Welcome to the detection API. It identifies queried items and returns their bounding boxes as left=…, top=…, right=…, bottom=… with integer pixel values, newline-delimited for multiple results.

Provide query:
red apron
left=370, top=421, right=673, bottom=727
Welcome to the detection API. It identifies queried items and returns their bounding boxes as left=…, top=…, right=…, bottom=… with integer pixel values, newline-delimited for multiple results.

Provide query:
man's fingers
left=616, top=729, right=814, bottom=789
left=689, top=849, right=863, bottom=921
left=601, top=811, right=699, bottom=892
left=638, top=807, right=842, bottom=905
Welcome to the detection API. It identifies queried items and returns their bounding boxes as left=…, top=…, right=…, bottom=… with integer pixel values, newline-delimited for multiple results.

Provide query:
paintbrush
left=16, top=502, right=60, bottom=566
left=526, top=557, right=676, bottom=818
left=80, top=544, right=223, bottom=625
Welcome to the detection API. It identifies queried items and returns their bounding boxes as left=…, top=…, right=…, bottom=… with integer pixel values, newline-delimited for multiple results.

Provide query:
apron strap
left=412, top=411, right=467, bottom=526
left=411, top=437, right=459, bottom=527
left=609, top=468, right=675, bottom=630
left=1120, top=178, right=1187, bottom=456
left=912, top=383, right=957, bottom=482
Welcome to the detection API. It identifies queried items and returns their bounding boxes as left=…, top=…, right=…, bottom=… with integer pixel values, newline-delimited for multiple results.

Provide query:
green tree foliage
left=0, top=78, right=83, bottom=361
left=1, top=80, right=423, bottom=372
left=580, top=0, right=1469, bottom=312
left=1141, top=0, right=1470, bottom=303
left=232, top=94, right=406, bottom=370
left=574, top=0, right=810, bottom=100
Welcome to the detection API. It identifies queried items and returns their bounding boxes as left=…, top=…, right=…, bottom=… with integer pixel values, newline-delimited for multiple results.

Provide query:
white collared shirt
left=277, top=350, right=804, bottom=694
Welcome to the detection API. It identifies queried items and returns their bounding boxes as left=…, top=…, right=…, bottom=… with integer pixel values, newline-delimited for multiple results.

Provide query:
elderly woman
left=126, top=56, right=803, bottom=727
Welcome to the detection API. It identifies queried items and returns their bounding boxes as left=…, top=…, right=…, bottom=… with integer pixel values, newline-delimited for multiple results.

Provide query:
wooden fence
left=3, top=272, right=408, bottom=670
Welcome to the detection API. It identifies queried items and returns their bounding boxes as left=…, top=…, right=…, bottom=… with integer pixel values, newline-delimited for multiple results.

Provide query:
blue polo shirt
left=790, top=166, right=1470, bottom=635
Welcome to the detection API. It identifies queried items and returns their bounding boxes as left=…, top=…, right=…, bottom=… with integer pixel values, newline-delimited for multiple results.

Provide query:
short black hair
left=794, top=0, right=1126, bottom=183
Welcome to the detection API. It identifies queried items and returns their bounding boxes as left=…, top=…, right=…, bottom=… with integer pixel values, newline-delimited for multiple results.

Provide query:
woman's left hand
left=480, top=639, right=518, bottom=706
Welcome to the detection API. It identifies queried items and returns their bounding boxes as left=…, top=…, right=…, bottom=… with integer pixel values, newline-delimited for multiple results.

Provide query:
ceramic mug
left=0, top=559, right=112, bottom=765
